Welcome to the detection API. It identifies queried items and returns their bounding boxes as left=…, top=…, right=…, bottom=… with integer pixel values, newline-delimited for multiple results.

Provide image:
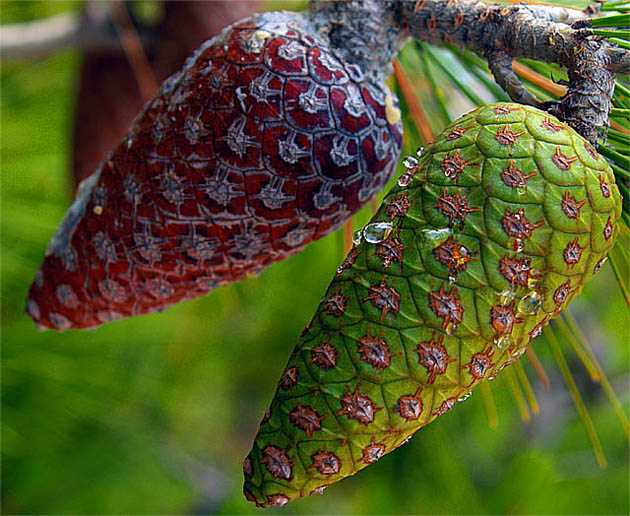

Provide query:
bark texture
left=398, top=0, right=629, bottom=143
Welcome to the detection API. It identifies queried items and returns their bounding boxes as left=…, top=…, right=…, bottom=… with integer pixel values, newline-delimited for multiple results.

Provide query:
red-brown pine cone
left=73, top=0, right=260, bottom=187
left=26, top=11, right=403, bottom=330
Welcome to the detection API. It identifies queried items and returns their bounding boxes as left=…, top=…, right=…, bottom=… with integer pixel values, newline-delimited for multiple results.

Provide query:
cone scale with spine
left=243, top=103, right=622, bottom=508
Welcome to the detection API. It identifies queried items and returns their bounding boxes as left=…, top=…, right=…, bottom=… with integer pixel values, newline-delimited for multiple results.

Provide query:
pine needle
left=598, top=144, right=630, bottom=169
left=424, top=46, right=485, bottom=107
left=544, top=326, right=608, bottom=469
left=513, top=61, right=566, bottom=97
left=504, top=367, right=531, bottom=422
left=610, top=107, right=630, bottom=118
left=611, top=120, right=630, bottom=134
left=480, top=381, right=499, bottom=428
left=590, top=13, right=630, bottom=28
left=514, top=360, right=540, bottom=415
left=337, top=224, right=346, bottom=263
left=600, top=1, right=630, bottom=12
left=459, top=51, right=511, bottom=101
left=555, top=315, right=600, bottom=382
left=609, top=37, right=630, bottom=49
left=110, top=2, right=158, bottom=101
left=611, top=163, right=630, bottom=184
left=393, top=58, right=435, bottom=144
left=344, top=218, right=354, bottom=253
left=608, top=127, right=630, bottom=144
left=614, top=81, right=630, bottom=108
left=608, top=248, right=630, bottom=306
left=562, top=310, right=630, bottom=438
left=592, top=29, right=630, bottom=39
left=371, top=196, right=379, bottom=215
left=418, top=48, right=452, bottom=124
left=526, top=346, right=551, bottom=390
left=612, top=226, right=630, bottom=265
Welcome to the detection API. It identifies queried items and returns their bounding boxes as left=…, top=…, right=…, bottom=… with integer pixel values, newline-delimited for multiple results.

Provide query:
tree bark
left=398, top=0, right=629, bottom=143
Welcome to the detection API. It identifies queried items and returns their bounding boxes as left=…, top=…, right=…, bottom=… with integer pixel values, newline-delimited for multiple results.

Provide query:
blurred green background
left=1, top=1, right=628, bottom=514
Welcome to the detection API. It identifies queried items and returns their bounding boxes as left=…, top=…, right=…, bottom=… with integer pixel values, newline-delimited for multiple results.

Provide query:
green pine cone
left=243, top=103, right=623, bottom=508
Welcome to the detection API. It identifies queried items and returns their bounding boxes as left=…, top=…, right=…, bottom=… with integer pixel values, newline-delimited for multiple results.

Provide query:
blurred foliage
left=1, top=1, right=629, bottom=514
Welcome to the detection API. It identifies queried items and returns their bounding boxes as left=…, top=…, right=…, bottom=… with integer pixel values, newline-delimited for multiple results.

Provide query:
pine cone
left=243, top=103, right=622, bottom=507
left=26, top=8, right=404, bottom=330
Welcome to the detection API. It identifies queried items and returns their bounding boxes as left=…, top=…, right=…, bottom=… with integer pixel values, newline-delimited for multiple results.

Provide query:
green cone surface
left=243, top=103, right=622, bottom=508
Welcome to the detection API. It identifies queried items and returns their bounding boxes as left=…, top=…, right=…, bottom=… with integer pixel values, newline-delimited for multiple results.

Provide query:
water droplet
left=352, top=230, right=363, bottom=245
left=488, top=375, right=496, bottom=381
left=458, top=392, right=473, bottom=402
left=493, top=334, right=511, bottom=349
left=416, top=146, right=425, bottom=157
left=446, top=323, right=458, bottom=335
left=397, top=173, right=412, bottom=187
left=448, top=275, right=457, bottom=285
left=402, top=155, right=418, bottom=169
left=516, top=186, right=527, bottom=196
left=421, top=228, right=453, bottom=241
left=517, top=290, right=542, bottom=315
left=93, top=205, right=103, bottom=215
left=363, top=222, right=393, bottom=244
left=527, top=269, right=542, bottom=289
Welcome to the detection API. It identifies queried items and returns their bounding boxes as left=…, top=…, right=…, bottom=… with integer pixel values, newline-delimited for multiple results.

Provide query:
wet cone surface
left=26, top=11, right=402, bottom=330
left=244, top=103, right=622, bottom=507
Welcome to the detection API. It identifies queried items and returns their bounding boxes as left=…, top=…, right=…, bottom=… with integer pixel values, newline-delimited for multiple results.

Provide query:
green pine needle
left=592, top=28, right=630, bottom=39
left=600, top=1, right=630, bottom=11
left=479, top=381, right=499, bottom=429
left=610, top=107, right=630, bottom=118
left=599, top=144, right=630, bottom=169
left=555, top=316, right=600, bottom=382
left=544, top=326, right=608, bottom=469
left=611, top=162, right=630, bottom=182
left=608, top=245, right=630, bottom=306
left=609, top=37, right=630, bottom=49
left=503, top=367, right=531, bottom=422
left=607, top=127, right=630, bottom=147
left=589, top=13, right=630, bottom=28
left=416, top=47, right=452, bottom=124
left=421, top=43, right=486, bottom=107
left=614, top=82, right=630, bottom=106
left=514, top=360, right=540, bottom=415
left=562, top=310, right=630, bottom=438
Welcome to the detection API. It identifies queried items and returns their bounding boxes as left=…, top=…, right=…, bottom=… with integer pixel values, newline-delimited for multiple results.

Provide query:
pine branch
left=399, top=0, right=630, bottom=143
left=0, top=3, right=156, bottom=60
